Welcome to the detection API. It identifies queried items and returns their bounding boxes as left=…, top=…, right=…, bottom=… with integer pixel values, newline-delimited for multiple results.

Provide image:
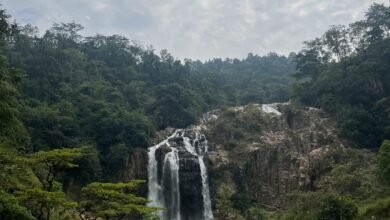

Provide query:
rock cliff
left=123, top=103, right=380, bottom=219
left=202, top=103, right=359, bottom=218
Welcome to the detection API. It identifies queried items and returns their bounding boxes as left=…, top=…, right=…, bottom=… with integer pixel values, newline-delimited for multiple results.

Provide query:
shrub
left=378, top=140, right=390, bottom=184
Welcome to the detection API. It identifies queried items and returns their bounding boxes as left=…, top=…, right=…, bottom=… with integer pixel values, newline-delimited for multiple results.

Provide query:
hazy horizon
left=3, top=0, right=388, bottom=60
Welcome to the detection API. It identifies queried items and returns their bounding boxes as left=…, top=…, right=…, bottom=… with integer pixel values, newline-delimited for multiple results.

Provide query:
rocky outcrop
left=173, top=136, right=204, bottom=220
left=201, top=103, right=350, bottom=217
left=143, top=103, right=363, bottom=219
left=123, top=148, right=149, bottom=181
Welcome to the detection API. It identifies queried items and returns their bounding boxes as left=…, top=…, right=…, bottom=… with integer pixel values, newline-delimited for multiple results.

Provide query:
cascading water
left=199, top=137, right=213, bottom=220
left=162, top=149, right=181, bottom=220
left=148, top=130, right=181, bottom=220
left=184, top=134, right=213, bottom=220
left=148, top=129, right=214, bottom=220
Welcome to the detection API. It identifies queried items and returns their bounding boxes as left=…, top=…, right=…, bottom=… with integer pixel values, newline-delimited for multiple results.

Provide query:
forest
left=0, top=2, right=389, bottom=220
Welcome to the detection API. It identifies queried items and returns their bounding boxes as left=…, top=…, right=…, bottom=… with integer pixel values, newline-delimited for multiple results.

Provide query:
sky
left=2, top=0, right=388, bottom=60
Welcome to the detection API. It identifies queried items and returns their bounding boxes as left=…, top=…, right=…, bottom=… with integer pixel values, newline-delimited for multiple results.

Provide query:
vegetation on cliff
left=0, top=2, right=389, bottom=220
left=206, top=104, right=390, bottom=220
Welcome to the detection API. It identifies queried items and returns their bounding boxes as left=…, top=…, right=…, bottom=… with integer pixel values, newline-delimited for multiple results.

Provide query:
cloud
left=2, top=0, right=388, bottom=60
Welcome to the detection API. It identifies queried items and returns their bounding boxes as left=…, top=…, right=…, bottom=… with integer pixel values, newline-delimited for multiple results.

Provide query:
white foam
left=261, top=104, right=282, bottom=116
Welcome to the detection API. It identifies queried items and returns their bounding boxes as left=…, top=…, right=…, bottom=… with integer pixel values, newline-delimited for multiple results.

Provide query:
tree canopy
left=293, top=3, right=390, bottom=148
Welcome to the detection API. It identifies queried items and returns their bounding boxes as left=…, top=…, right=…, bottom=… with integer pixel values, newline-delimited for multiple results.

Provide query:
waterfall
left=147, top=145, right=162, bottom=208
left=185, top=133, right=214, bottom=219
left=148, top=129, right=213, bottom=220
left=199, top=157, right=213, bottom=220
left=148, top=130, right=181, bottom=220
left=162, top=148, right=181, bottom=220
left=198, top=137, right=214, bottom=220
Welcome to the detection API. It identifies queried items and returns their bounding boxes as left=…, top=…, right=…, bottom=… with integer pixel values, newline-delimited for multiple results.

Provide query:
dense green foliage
left=293, top=4, right=390, bottom=148
left=360, top=196, right=390, bottom=219
left=317, top=195, right=358, bottom=220
left=280, top=193, right=358, bottom=220
left=79, top=181, right=159, bottom=220
left=0, top=8, right=28, bottom=147
left=0, top=144, right=152, bottom=219
left=0, top=2, right=389, bottom=219
left=0, top=4, right=294, bottom=219
left=379, top=140, right=390, bottom=183
left=0, top=191, right=35, bottom=220
left=0, top=4, right=294, bottom=183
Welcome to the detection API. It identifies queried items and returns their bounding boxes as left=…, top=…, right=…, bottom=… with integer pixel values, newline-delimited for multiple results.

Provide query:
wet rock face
left=156, top=145, right=173, bottom=185
left=178, top=151, right=203, bottom=220
left=115, top=148, right=149, bottom=197
left=205, top=103, right=347, bottom=210
left=171, top=136, right=204, bottom=220
left=121, top=148, right=149, bottom=181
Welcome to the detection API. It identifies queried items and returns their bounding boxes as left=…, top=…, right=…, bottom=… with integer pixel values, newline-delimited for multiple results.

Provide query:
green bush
left=244, top=207, right=267, bottom=220
left=0, top=192, right=35, bottom=220
left=378, top=140, right=390, bottom=184
left=231, top=192, right=252, bottom=213
left=281, top=193, right=358, bottom=220
left=360, top=196, right=390, bottom=219
left=317, top=194, right=358, bottom=220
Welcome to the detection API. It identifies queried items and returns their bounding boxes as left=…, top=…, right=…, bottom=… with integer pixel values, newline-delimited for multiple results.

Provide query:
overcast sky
left=2, top=0, right=388, bottom=60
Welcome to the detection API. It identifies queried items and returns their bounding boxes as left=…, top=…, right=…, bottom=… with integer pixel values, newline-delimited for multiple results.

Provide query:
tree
left=27, top=147, right=85, bottom=191
left=19, top=147, right=85, bottom=220
left=47, top=22, right=84, bottom=49
left=294, top=38, right=330, bottom=81
left=323, top=25, right=351, bottom=61
left=78, top=180, right=159, bottom=220
left=363, top=4, right=390, bottom=43
left=0, top=146, right=81, bottom=220
left=19, top=189, right=76, bottom=220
